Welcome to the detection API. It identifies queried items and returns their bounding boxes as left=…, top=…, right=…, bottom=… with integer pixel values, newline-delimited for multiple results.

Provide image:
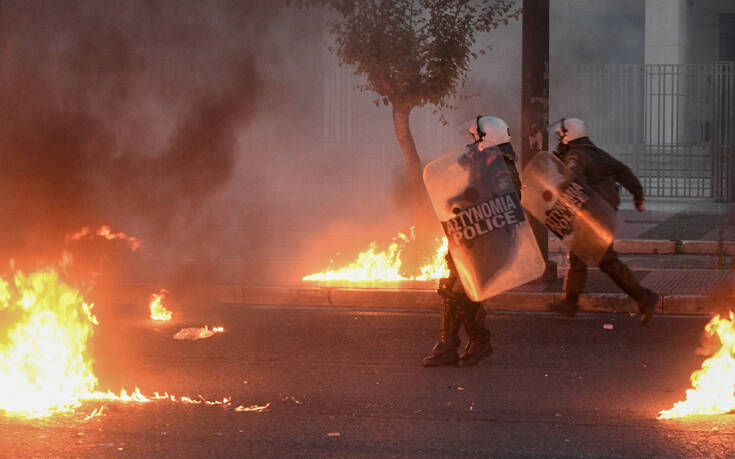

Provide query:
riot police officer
left=422, top=115, right=519, bottom=367
left=546, top=117, right=659, bottom=323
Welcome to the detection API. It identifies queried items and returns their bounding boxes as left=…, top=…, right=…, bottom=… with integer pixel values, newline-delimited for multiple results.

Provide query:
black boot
left=600, top=259, right=644, bottom=299
left=550, top=252, right=586, bottom=318
left=458, top=339, right=493, bottom=366
left=599, top=256, right=655, bottom=323
left=547, top=297, right=579, bottom=317
left=456, top=300, right=492, bottom=366
left=422, top=299, right=461, bottom=366
left=638, top=289, right=659, bottom=324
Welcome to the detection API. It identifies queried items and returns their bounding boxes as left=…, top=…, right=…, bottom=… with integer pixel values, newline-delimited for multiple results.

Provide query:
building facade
left=321, top=0, right=735, bottom=202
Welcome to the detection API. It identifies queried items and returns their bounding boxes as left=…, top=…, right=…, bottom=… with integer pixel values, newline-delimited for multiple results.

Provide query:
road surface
left=2, top=303, right=733, bottom=457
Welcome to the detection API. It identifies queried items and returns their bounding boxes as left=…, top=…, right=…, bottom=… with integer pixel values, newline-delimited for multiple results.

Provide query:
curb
left=679, top=241, right=735, bottom=256
left=614, top=239, right=675, bottom=254
left=101, top=284, right=729, bottom=317
left=242, top=287, right=724, bottom=315
left=661, top=295, right=711, bottom=315
left=237, top=287, right=718, bottom=317
left=549, top=238, right=735, bottom=255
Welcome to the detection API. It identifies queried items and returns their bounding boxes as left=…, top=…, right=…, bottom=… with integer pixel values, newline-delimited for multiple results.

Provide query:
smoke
left=0, top=1, right=654, bottom=286
left=0, top=0, right=318, bottom=282
left=549, top=0, right=646, bottom=135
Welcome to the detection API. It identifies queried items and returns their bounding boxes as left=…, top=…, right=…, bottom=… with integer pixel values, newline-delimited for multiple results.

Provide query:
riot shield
left=423, top=144, right=545, bottom=302
left=520, top=151, right=617, bottom=266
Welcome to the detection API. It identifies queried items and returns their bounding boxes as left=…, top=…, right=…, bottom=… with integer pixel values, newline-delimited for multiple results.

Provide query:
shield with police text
left=423, top=144, right=545, bottom=302
left=520, top=150, right=617, bottom=266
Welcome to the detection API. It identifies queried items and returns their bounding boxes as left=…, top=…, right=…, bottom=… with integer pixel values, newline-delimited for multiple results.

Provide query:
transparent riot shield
left=520, top=151, right=617, bottom=266
left=423, top=144, right=545, bottom=302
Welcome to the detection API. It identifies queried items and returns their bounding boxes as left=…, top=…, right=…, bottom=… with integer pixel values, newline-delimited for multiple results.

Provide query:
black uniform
left=422, top=142, right=520, bottom=367
left=551, top=137, right=658, bottom=322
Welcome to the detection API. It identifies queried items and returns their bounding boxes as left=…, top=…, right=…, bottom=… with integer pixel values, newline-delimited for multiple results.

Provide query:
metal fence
left=558, top=63, right=735, bottom=201
left=714, top=61, right=735, bottom=202
left=324, top=62, right=735, bottom=201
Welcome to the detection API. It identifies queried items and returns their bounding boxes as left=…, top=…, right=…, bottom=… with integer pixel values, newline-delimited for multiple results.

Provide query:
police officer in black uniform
left=423, top=115, right=520, bottom=367
left=546, top=117, right=659, bottom=323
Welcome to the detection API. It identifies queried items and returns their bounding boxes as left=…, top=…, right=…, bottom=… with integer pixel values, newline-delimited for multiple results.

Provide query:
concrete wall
left=645, top=0, right=691, bottom=65
left=552, top=0, right=645, bottom=66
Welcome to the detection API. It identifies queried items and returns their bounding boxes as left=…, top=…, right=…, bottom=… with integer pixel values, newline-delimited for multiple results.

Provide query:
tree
left=297, top=0, right=519, bottom=265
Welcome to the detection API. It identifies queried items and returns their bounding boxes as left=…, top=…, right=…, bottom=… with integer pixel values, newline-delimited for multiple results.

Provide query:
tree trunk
left=391, top=105, right=439, bottom=272
left=392, top=106, right=423, bottom=198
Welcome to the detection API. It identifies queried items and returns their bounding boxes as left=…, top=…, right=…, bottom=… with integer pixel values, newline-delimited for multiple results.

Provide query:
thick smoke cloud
left=0, top=1, right=292, bottom=276
left=0, top=1, right=651, bottom=286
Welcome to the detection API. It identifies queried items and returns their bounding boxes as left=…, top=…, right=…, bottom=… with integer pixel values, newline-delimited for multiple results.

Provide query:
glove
left=634, top=200, right=645, bottom=212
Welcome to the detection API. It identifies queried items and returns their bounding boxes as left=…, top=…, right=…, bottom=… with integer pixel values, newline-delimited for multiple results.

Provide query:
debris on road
left=173, top=325, right=225, bottom=341
left=282, top=396, right=303, bottom=405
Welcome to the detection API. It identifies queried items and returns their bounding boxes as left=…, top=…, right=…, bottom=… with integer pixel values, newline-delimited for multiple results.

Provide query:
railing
left=714, top=62, right=735, bottom=202
left=556, top=63, right=735, bottom=201
left=324, top=62, right=735, bottom=202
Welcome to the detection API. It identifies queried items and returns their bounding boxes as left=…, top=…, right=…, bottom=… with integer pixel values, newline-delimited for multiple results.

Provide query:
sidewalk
left=550, top=198, right=735, bottom=256
left=105, top=199, right=735, bottom=317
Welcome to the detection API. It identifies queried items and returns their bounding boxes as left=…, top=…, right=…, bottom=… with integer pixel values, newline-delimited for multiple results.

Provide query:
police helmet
left=467, top=115, right=511, bottom=145
left=551, top=117, right=588, bottom=144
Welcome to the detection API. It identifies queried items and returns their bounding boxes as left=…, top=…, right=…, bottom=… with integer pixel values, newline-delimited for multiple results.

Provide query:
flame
left=415, top=237, right=449, bottom=281
left=235, top=402, right=270, bottom=412
left=67, top=225, right=143, bottom=252
left=658, top=312, right=735, bottom=419
left=81, top=389, right=245, bottom=419
left=303, top=230, right=449, bottom=283
left=173, top=325, right=225, bottom=341
left=0, top=268, right=249, bottom=419
left=149, top=289, right=173, bottom=321
left=0, top=270, right=99, bottom=418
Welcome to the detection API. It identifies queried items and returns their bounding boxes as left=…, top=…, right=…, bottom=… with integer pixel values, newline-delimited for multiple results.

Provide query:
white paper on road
left=173, top=325, right=224, bottom=341
left=423, top=144, right=545, bottom=301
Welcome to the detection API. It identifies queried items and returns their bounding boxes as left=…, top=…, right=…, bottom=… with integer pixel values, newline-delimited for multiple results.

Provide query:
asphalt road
left=2, top=303, right=734, bottom=458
